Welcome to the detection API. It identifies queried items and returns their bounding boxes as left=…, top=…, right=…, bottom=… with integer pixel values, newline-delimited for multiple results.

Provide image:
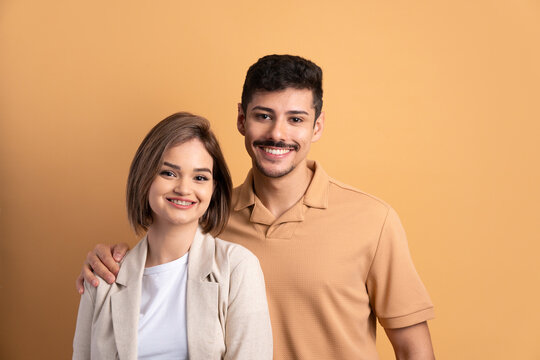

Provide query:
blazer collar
left=187, top=227, right=215, bottom=281
left=186, top=228, right=220, bottom=359
left=115, top=236, right=147, bottom=286
left=111, top=237, right=148, bottom=360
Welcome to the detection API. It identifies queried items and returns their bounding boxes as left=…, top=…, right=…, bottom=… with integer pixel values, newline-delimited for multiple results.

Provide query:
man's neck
left=252, top=161, right=314, bottom=219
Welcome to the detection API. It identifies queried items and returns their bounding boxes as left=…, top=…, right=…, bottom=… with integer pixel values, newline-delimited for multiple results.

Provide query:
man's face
left=237, top=87, right=324, bottom=178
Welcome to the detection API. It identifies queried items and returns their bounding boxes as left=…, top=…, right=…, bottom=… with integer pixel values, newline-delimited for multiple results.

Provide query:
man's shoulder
left=326, top=176, right=391, bottom=213
left=232, top=185, right=242, bottom=197
left=231, top=172, right=393, bottom=216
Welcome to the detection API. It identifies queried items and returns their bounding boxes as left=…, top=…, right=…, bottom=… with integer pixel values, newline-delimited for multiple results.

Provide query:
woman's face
left=148, top=139, right=214, bottom=229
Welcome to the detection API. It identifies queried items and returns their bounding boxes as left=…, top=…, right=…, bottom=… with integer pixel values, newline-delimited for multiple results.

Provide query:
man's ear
left=311, top=111, right=325, bottom=143
left=237, top=103, right=246, bottom=135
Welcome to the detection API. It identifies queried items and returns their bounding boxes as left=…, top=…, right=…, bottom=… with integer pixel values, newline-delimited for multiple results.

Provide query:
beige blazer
left=73, top=228, right=272, bottom=360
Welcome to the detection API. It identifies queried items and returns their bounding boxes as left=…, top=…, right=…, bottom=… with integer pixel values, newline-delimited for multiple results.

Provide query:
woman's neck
left=145, top=221, right=198, bottom=267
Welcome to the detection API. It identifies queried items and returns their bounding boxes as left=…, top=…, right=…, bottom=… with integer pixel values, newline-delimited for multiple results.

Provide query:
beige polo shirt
left=219, top=160, right=434, bottom=359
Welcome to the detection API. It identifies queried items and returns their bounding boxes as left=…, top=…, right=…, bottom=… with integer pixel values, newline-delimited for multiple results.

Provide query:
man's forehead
left=247, top=88, right=315, bottom=112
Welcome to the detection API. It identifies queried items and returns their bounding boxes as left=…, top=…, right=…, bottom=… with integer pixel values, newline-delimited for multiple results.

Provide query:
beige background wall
left=1, top=0, right=539, bottom=358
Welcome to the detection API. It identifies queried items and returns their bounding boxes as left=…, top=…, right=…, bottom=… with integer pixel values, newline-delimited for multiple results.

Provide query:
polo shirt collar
left=234, top=170, right=256, bottom=211
left=303, top=160, right=329, bottom=209
left=234, top=160, right=330, bottom=216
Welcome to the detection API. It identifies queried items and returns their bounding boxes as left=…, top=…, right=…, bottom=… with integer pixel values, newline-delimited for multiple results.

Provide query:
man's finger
left=87, top=250, right=116, bottom=284
left=81, top=261, right=100, bottom=287
left=76, top=274, right=85, bottom=294
left=95, top=244, right=120, bottom=278
left=112, top=242, right=130, bottom=262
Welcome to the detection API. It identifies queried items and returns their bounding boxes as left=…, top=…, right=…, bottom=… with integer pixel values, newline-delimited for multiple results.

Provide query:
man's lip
left=253, top=140, right=299, bottom=151
left=257, top=145, right=295, bottom=150
left=258, top=146, right=293, bottom=156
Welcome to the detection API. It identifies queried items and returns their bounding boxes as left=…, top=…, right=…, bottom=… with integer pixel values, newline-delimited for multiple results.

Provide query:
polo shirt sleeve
left=366, top=207, right=434, bottom=329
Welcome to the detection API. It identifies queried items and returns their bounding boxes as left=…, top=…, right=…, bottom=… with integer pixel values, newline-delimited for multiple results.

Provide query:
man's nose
left=268, top=118, right=286, bottom=141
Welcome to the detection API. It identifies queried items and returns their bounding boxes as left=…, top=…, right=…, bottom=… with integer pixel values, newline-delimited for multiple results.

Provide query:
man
left=77, top=55, right=435, bottom=359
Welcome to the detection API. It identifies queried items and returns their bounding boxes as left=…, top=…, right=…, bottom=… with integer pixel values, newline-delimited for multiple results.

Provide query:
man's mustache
left=253, top=140, right=299, bottom=151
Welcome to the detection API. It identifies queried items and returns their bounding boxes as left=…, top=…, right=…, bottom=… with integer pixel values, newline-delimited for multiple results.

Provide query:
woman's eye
left=160, top=170, right=175, bottom=177
left=194, top=175, right=209, bottom=181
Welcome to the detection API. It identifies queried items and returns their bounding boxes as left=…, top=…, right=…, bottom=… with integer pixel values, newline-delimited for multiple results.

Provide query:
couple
left=74, top=55, right=435, bottom=359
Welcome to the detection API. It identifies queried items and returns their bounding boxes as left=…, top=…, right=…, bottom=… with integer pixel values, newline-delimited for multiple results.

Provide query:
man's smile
left=253, top=140, right=299, bottom=155
left=262, top=147, right=291, bottom=155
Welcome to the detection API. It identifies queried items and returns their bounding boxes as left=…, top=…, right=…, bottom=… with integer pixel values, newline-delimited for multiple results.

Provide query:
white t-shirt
left=137, top=252, right=189, bottom=360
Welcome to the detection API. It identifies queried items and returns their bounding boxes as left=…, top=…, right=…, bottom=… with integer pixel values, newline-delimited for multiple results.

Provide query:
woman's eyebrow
left=163, top=161, right=180, bottom=170
left=194, top=168, right=212, bottom=174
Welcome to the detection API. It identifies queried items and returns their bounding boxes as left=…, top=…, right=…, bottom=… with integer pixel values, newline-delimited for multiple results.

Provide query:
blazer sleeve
left=224, top=253, right=273, bottom=360
left=72, top=280, right=96, bottom=360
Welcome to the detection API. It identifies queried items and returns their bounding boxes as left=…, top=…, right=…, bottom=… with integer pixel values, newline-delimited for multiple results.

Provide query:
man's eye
left=290, top=117, right=303, bottom=123
left=257, top=114, right=271, bottom=120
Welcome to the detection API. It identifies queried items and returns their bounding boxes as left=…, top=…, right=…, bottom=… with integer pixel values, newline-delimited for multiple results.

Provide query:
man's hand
left=385, top=321, right=435, bottom=360
left=75, top=243, right=130, bottom=294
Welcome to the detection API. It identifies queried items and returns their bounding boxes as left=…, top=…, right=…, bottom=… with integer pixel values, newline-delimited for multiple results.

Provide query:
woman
left=73, top=112, right=272, bottom=359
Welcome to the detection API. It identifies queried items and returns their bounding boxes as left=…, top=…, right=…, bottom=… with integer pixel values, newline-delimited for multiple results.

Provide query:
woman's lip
left=167, top=198, right=196, bottom=207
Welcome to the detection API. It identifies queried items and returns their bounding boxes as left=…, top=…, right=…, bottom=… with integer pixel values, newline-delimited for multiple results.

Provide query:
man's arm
left=75, top=243, right=130, bottom=294
left=384, top=321, right=435, bottom=360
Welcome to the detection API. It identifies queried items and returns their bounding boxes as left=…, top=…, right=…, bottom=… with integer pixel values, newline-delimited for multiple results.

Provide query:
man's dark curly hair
left=241, top=54, right=323, bottom=121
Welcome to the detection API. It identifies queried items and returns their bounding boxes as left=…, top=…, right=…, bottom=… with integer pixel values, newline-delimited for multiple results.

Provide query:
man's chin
left=255, top=162, right=295, bottom=179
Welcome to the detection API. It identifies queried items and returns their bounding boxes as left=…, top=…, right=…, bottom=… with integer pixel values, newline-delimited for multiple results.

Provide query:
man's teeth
left=263, top=147, right=291, bottom=155
left=170, top=199, right=194, bottom=206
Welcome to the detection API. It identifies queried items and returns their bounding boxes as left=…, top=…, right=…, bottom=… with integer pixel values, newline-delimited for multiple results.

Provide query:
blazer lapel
left=187, top=228, right=219, bottom=359
left=111, top=237, right=148, bottom=360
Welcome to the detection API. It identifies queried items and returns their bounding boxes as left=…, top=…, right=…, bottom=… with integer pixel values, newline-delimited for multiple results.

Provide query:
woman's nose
left=173, top=178, right=191, bottom=195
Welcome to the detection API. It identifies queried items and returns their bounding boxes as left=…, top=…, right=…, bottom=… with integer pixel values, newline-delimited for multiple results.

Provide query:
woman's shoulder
left=81, top=272, right=116, bottom=306
left=89, top=237, right=147, bottom=296
left=209, top=235, right=261, bottom=270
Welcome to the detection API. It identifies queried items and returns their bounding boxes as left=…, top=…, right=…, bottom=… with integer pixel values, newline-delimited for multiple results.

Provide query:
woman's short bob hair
left=126, top=112, right=232, bottom=236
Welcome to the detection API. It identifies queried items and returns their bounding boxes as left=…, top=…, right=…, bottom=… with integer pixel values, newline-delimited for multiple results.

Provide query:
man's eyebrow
left=251, top=106, right=275, bottom=113
left=251, top=106, right=309, bottom=116
left=163, top=161, right=180, bottom=170
left=194, top=168, right=212, bottom=174
left=286, top=110, right=310, bottom=116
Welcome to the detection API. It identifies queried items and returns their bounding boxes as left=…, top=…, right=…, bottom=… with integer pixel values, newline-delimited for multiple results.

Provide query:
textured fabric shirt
left=218, top=160, right=434, bottom=359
